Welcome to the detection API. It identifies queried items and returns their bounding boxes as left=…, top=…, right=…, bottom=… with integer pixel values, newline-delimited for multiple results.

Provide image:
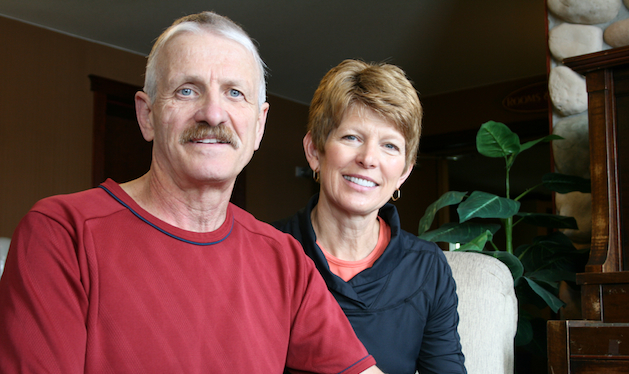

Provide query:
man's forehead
left=160, top=31, right=260, bottom=83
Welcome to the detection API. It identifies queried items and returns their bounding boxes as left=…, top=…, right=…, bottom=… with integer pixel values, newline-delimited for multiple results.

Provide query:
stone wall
left=547, top=0, right=629, bottom=248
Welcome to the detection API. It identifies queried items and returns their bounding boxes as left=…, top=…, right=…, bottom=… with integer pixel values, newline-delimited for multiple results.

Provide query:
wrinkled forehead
left=157, top=31, right=262, bottom=92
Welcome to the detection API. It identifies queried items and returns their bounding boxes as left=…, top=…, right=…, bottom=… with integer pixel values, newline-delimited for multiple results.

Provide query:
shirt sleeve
left=416, top=250, right=467, bottom=373
left=0, top=210, right=89, bottom=374
left=283, top=237, right=376, bottom=374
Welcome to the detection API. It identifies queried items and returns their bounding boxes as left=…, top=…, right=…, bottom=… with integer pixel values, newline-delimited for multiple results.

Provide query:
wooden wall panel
left=0, top=16, right=146, bottom=238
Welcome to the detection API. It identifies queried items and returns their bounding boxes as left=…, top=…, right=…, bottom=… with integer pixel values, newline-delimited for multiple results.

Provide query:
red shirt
left=0, top=179, right=375, bottom=373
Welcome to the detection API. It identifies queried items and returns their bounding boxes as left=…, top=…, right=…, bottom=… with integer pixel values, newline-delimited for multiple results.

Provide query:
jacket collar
left=298, top=194, right=407, bottom=304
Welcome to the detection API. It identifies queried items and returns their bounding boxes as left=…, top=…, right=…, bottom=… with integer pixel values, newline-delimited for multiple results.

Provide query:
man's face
left=136, top=31, right=268, bottom=189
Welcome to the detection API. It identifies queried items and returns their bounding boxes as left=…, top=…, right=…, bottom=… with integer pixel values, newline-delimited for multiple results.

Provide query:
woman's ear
left=397, top=165, right=414, bottom=189
left=303, top=132, right=321, bottom=172
left=135, top=91, right=155, bottom=142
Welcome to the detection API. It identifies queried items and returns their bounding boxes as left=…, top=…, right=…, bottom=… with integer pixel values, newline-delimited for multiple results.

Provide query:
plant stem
left=513, top=217, right=524, bottom=228
left=515, top=182, right=543, bottom=202
left=505, top=157, right=511, bottom=200
left=505, top=216, right=513, bottom=254
left=505, top=157, right=513, bottom=254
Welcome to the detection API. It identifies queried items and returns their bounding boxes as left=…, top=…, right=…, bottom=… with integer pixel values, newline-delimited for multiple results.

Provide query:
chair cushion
left=444, top=251, right=518, bottom=374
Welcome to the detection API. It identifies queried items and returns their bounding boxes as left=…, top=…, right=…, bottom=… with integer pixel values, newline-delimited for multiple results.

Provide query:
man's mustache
left=179, top=123, right=240, bottom=149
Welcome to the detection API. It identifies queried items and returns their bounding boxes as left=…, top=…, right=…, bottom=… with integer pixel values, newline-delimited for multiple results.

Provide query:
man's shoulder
left=229, top=205, right=313, bottom=275
left=231, top=204, right=297, bottom=240
left=31, top=186, right=122, bottom=222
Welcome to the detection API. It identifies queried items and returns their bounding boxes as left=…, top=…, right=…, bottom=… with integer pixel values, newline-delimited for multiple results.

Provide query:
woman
left=274, top=60, right=466, bottom=374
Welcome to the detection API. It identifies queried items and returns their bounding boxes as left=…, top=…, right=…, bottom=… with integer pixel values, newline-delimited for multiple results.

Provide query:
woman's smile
left=343, top=175, right=377, bottom=188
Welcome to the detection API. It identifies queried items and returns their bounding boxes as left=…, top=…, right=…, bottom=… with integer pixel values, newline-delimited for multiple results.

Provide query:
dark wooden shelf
left=548, top=46, right=629, bottom=374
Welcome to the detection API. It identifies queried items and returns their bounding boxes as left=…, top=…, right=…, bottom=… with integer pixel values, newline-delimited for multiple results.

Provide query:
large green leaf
left=520, top=134, right=563, bottom=152
left=542, top=172, right=591, bottom=194
left=417, top=191, right=467, bottom=236
left=527, top=268, right=577, bottom=284
left=515, top=232, right=584, bottom=274
left=476, top=121, right=521, bottom=158
left=523, top=276, right=565, bottom=313
left=515, top=212, right=578, bottom=229
left=457, top=230, right=493, bottom=251
left=455, top=249, right=524, bottom=281
left=515, top=310, right=534, bottom=346
left=486, top=250, right=524, bottom=281
left=418, top=223, right=460, bottom=242
left=457, top=191, right=520, bottom=222
left=419, top=222, right=501, bottom=243
left=516, top=278, right=550, bottom=309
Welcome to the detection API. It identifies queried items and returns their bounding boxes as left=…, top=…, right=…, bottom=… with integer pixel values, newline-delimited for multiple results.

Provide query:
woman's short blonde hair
left=307, top=59, right=423, bottom=169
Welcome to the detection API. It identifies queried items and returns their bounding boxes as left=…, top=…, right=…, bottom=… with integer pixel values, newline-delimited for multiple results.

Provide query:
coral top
left=319, top=216, right=391, bottom=281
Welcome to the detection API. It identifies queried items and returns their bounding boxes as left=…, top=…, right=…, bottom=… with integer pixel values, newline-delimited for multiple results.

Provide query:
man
left=0, top=12, right=382, bottom=374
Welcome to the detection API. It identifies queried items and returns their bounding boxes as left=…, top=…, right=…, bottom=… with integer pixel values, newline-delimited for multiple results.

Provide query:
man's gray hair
left=144, top=11, right=267, bottom=108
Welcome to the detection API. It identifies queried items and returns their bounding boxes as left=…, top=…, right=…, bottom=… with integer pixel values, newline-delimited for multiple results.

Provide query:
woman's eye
left=385, top=143, right=400, bottom=151
left=229, top=89, right=243, bottom=98
left=343, top=135, right=357, bottom=141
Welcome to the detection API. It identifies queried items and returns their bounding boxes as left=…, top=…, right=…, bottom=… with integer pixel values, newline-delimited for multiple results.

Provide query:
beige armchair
left=0, top=237, right=9, bottom=278
left=444, top=251, right=518, bottom=374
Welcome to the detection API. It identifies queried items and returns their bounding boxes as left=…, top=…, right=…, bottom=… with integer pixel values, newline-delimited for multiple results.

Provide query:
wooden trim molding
left=564, top=45, right=629, bottom=75
left=88, top=75, right=141, bottom=187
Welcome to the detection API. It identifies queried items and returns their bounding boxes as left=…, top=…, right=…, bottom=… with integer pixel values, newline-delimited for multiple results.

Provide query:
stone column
left=547, top=0, right=629, bottom=249
left=547, top=0, right=629, bottom=318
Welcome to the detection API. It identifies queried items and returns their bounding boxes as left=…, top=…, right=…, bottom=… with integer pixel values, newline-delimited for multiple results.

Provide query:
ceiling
left=0, top=0, right=548, bottom=105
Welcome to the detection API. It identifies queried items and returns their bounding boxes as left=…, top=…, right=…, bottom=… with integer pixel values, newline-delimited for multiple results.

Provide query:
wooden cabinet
left=548, top=321, right=629, bottom=373
left=547, top=46, right=629, bottom=374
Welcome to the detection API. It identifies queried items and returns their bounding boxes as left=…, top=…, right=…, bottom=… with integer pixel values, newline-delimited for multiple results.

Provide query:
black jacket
left=273, top=195, right=466, bottom=374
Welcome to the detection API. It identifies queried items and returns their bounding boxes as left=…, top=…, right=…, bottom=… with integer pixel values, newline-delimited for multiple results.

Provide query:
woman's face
left=306, top=105, right=412, bottom=217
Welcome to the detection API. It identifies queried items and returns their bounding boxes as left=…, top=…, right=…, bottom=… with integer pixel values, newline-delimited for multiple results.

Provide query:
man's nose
left=194, top=92, right=228, bottom=126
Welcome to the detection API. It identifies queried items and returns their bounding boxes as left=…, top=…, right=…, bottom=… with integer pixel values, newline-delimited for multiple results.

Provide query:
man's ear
left=135, top=91, right=155, bottom=142
left=254, top=102, right=269, bottom=151
left=303, top=131, right=321, bottom=172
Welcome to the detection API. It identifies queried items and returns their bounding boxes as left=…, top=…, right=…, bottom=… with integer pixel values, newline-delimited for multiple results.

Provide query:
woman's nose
left=357, top=142, right=378, bottom=168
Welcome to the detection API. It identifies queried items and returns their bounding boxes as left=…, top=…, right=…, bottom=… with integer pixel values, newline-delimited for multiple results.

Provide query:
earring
left=392, top=189, right=401, bottom=201
left=313, top=169, right=320, bottom=183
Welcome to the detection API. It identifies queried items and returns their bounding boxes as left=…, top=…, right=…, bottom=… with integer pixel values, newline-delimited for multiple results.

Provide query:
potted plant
left=417, top=120, right=590, bottom=358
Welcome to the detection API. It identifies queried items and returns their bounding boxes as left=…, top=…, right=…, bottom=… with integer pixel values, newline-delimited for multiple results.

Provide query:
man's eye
left=180, top=88, right=193, bottom=96
left=229, top=89, right=243, bottom=98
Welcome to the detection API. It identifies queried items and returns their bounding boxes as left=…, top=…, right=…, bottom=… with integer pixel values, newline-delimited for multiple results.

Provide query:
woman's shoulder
left=390, top=229, right=452, bottom=274
left=271, top=209, right=305, bottom=240
left=271, top=196, right=318, bottom=242
left=396, top=228, right=442, bottom=253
